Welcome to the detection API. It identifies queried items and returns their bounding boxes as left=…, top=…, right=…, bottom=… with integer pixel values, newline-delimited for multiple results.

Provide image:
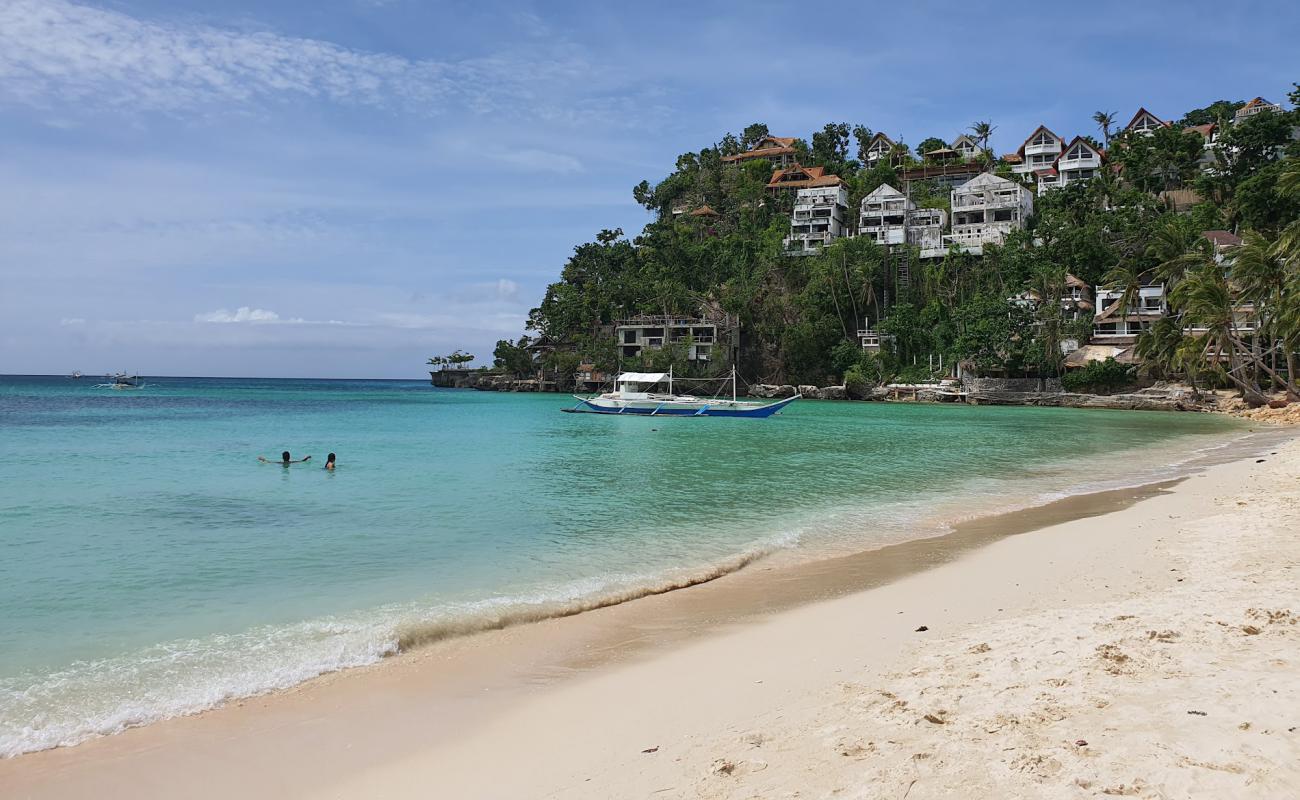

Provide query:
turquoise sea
left=0, top=375, right=1253, bottom=756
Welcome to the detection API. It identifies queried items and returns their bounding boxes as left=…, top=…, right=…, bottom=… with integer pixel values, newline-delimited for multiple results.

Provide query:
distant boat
left=69, top=370, right=82, bottom=379
left=565, top=367, right=798, bottom=418
left=94, top=373, right=145, bottom=390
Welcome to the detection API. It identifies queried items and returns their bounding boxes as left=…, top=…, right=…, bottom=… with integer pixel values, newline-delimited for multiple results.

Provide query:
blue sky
left=1, top=0, right=1296, bottom=378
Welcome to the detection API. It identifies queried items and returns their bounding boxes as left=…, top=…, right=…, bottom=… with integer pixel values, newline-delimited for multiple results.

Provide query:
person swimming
left=325, top=453, right=336, bottom=471
left=258, top=450, right=312, bottom=465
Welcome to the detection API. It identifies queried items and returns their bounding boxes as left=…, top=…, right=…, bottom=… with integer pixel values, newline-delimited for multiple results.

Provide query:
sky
left=0, top=0, right=1297, bottom=378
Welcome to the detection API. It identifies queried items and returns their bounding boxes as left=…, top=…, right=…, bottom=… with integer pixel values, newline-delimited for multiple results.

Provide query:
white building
left=856, top=184, right=948, bottom=253
left=1092, top=284, right=1167, bottom=339
left=784, top=184, right=849, bottom=256
left=947, top=173, right=1034, bottom=253
left=1038, top=136, right=1105, bottom=192
left=951, top=134, right=981, bottom=160
left=1234, top=97, right=1282, bottom=124
left=1011, top=125, right=1064, bottom=178
left=615, top=315, right=725, bottom=361
left=863, top=132, right=898, bottom=166
left=1123, top=108, right=1168, bottom=136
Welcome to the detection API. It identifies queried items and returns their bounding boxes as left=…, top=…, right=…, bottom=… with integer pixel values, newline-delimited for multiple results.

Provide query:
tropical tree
left=1093, top=111, right=1116, bottom=147
left=970, top=120, right=996, bottom=157
left=1171, top=263, right=1269, bottom=406
left=1233, top=230, right=1300, bottom=396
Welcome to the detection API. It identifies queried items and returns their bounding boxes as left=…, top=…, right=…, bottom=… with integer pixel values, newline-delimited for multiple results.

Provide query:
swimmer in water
left=258, top=450, right=312, bottom=465
left=325, top=453, right=336, bottom=471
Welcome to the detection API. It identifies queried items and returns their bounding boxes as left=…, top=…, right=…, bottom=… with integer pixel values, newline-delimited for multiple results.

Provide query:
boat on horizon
left=95, top=373, right=145, bottom=390
left=566, top=368, right=798, bottom=418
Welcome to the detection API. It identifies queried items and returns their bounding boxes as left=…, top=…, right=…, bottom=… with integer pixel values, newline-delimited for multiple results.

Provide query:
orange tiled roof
left=689, top=205, right=720, bottom=217
left=765, top=164, right=843, bottom=190
left=721, top=136, right=797, bottom=163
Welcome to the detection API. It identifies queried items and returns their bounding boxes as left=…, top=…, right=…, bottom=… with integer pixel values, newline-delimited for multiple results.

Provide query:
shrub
left=1062, top=358, right=1134, bottom=394
left=843, top=366, right=870, bottom=399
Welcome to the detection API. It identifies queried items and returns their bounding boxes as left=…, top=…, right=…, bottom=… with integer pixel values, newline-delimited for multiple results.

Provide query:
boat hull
left=566, top=394, right=798, bottom=418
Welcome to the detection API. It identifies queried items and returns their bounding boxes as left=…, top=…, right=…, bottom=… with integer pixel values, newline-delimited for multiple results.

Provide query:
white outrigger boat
left=566, top=367, right=798, bottom=418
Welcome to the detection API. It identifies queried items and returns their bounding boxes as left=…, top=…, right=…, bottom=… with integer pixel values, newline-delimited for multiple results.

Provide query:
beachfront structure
left=766, top=164, right=845, bottom=193
left=1092, top=283, right=1168, bottom=339
left=947, top=173, right=1034, bottom=253
left=951, top=134, right=981, bottom=160
left=857, top=322, right=892, bottom=353
left=862, top=132, right=899, bottom=166
left=1011, top=125, right=1065, bottom=178
left=1234, top=97, right=1282, bottom=124
left=615, top=314, right=731, bottom=362
left=785, top=184, right=850, bottom=256
left=1123, top=108, right=1168, bottom=136
left=721, top=135, right=799, bottom=169
left=856, top=184, right=947, bottom=252
left=1038, top=136, right=1105, bottom=192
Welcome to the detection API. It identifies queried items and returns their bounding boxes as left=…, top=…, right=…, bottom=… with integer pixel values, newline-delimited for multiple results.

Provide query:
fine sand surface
left=3, top=431, right=1297, bottom=799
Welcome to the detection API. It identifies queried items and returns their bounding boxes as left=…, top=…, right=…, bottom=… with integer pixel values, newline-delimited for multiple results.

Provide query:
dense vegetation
left=494, top=88, right=1300, bottom=403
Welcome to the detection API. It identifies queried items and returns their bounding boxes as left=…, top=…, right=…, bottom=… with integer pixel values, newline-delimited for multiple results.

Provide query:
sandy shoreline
left=3, top=429, right=1297, bottom=798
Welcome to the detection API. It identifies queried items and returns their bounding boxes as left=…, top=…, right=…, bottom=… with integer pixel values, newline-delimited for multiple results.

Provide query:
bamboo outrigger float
left=564, top=367, right=799, bottom=418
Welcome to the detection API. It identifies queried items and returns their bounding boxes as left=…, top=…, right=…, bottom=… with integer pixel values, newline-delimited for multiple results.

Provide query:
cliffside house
left=897, top=160, right=983, bottom=189
left=574, top=363, right=610, bottom=393
left=1123, top=108, right=1169, bottom=136
left=785, top=184, right=850, bottom=256
left=1202, top=229, right=1243, bottom=261
left=946, top=173, right=1034, bottom=253
left=856, top=183, right=948, bottom=254
left=1092, top=283, right=1168, bottom=340
left=1038, top=136, right=1105, bottom=192
left=766, top=164, right=845, bottom=193
left=1234, top=97, right=1282, bottom=124
left=1011, top=125, right=1064, bottom=179
left=1009, top=275, right=1093, bottom=321
left=951, top=134, right=982, bottom=160
left=1185, top=123, right=1220, bottom=170
left=923, top=144, right=960, bottom=163
left=863, top=132, right=900, bottom=166
left=721, top=135, right=799, bottom=169
left=857, top=322, right=893, bottom=354
left=614, top=314, right=732, bottom=362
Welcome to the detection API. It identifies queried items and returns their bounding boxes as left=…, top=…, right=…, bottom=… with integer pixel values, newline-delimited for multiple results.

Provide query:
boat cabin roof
left=616, top=372, right=667, bottom=383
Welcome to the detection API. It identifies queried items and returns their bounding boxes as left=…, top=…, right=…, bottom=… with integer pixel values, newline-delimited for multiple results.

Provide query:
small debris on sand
left=1187, top=710, right=1208, bottom=716
left=915, top=625, right=929, bottom=632
left=641, top=746, right=659, bottom=754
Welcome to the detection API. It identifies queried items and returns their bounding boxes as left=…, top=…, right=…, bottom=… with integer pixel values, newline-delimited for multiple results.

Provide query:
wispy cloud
left=0, top=0, right=643, bottom=121
left=194, top=306, right=288, bottom=324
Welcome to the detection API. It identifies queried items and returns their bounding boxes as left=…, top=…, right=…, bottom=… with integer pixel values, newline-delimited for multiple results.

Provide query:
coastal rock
left=798, top=385, right=818, bottom=397
left=747, top=384, right=780, bottom=398
left=815, top=385, right=847, bottom=400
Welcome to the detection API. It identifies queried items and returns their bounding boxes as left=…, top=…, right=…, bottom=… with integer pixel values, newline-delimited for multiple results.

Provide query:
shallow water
left=0, top=375, right=1251, bottom=755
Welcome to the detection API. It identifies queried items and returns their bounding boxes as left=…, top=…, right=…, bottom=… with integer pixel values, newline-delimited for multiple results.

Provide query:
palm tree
left=970, top=120, right=996, bottom=158
left=1171, top=263, right=1270, bottom=406
left=1093, top=111, right=1117, bottom=148
left=1146, top=216, right=1211, bottom=285
left=1235, top=230, right=1300, bottom=397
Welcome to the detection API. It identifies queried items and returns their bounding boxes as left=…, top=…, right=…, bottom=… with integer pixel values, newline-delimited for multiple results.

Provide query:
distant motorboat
left=69, top=370, right=82, bottom=379
left=95, top=373, right=145, bottom=390
left=566, top=367, right=798, bottom=418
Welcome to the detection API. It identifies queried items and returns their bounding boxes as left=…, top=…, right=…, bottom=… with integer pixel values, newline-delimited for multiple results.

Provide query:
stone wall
left=962, top=376, right=1063, bottom=394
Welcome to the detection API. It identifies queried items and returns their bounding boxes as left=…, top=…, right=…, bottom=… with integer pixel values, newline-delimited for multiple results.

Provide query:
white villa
left=1038, top=136, right=1105, bottom=192
left=1011, top=125, right=1065, bottom=178
left=1123, top=108, right=1168, bottom=136
left=1234, top=97, right=1282, bottom=124
left=862, top=132, right=898, bottom=166
left=785, top=184, right=850, bottom=256
left=951, top=134, right=981, bottom=160
left=856, top=184, right=948, bottom=252
left=1092, top=284, right=1168, bottom=339
left=947, top=173, right=1034, bottom=253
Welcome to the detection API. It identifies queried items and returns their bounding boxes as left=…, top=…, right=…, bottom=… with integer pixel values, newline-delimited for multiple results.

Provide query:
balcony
left=1023, top=141, right=1061, bottom=156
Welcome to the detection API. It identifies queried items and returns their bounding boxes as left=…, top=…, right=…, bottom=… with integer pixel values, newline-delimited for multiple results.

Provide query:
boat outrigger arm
left=565, top=366, right=799, bottom=418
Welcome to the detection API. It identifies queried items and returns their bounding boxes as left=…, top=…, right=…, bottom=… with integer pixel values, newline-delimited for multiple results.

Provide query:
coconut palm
left=1171, top=263, right=1270, bottom=406
left=1235, top=230, right=1300, bottom=397
left=1101, top=261, right=1147, bottom=318
left=1146, top=216, right=1211, bottom=285
left=969, top=120, right=996, bottom=157
left=1093, top=111, right=1117, bottom=147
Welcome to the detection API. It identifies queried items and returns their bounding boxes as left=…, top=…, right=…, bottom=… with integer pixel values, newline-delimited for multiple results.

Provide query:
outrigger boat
left=565, top=367, right=798, bottom=418
left=94, top=373, right=145, bottom=390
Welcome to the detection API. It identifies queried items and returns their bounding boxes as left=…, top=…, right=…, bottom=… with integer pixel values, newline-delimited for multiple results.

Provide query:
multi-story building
left=946, top=173, right=1034, bottom=253
left=766, top=164, right=845, bottom=193
left=856, top=184, right=947, bottom=253
left=1092, top=284, right=1168, bottom=339
left=615, top=314, right=732, bottom=362
left=785, top=184, right=850, bottom=256
left=862, top=132, right=900, bottom=166
left=1038, top=136, right=1105, bottom=192
left=720, top=135, right=798, bottom=169
left=1123, top=108, right=1168, bottom=136
left=1011, top=125, right=1065, bottom=178
left=1234, top=97, right=1282, bottom=124
left=951, top=134, right=981, bottom=160
left=1185, top=123, right=1220, bottom=170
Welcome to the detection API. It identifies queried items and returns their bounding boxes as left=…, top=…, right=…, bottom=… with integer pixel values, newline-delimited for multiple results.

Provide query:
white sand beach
left=4, top=432, right=1297, bottom=799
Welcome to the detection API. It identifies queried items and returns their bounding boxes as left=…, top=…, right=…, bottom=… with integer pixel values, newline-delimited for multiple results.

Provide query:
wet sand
left=2, top=430, right=1294, bottom=799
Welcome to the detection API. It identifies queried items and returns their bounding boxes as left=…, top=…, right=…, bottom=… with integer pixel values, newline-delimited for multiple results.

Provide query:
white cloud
left=194, top=306, right=283, bottom=323
left=0, top=0, right=656, bottom=124
left=59, top=317, right=86, bottom=326
left=494, top=279, right=519, bottom=300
